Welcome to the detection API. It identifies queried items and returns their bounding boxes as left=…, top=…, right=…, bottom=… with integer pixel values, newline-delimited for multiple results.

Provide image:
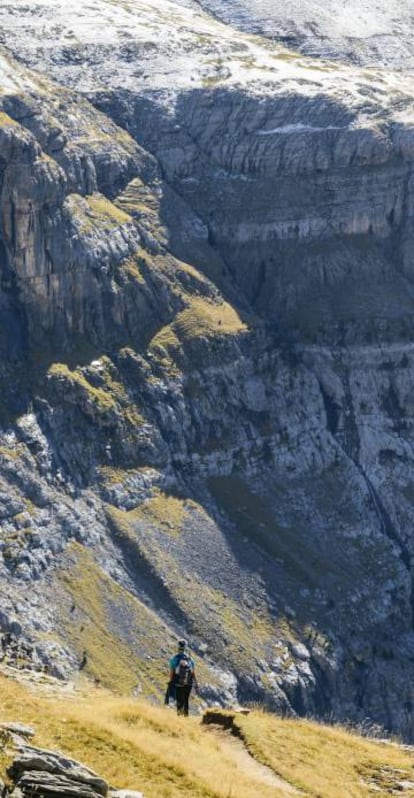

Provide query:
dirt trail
left=206, top=727, right=301, bottom=794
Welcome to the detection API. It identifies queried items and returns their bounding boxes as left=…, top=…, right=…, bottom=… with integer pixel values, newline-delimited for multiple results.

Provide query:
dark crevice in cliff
left=357, top=465, right=414, bottom=630
left=325, top=395, right=414, bottom=629
left=316, top=362, right=414, bottom=632
left=338, top=377, right=360, bottom=460
left=319, top=383, right=340, bottom=437
left=390, top=170, right=411, bottom=279
left=251, top=260, right=266, bottom=306
left=0, top=188, right=28, bottom=371
left=362, top=469, right=410, bottom=569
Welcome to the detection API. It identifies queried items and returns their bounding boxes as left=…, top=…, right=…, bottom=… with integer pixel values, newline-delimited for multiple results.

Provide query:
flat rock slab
left=15, top=770, right=105, bottom=798
left=8, top=747, right=108, bottom=796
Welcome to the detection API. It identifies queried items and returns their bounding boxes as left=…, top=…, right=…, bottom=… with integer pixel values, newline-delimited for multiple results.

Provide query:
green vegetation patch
left=87, top=194, right=131, bottom=225
left=66, top=193, right=131, bottom=234
left=119, top=253, right=146, bottom=284
left=55, top=543, right=174, bottom=696
left=98, top=465, right=153, bottom=486
left=0, top=445, right=22, bottom=461
left=115, top=177, right=158, bottom=218
left=107, top=492, right=188, bottom=538
left=150, top=297, right=247, bottom=351
left=47, top=360, right=144, bottom=428
left=48, top=363, right=117, bottom=414
left=148, top=298, right=248, bottom=377
left=0, top=111, right=17, bottom=128
left=175, top=297, right=247, bottom=339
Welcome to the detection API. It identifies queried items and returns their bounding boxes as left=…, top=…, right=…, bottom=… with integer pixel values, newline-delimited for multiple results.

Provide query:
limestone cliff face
left=100, top=85, right=414, bottom=346
left=1, top=1, right=414, bottom=737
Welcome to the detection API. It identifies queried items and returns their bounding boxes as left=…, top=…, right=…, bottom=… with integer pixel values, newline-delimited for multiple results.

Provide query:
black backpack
left=175, top=654, right=193, bottom=686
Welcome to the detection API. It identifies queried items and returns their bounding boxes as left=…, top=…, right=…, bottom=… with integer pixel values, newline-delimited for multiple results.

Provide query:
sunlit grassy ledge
left=1, top=674, right=414, bottom=797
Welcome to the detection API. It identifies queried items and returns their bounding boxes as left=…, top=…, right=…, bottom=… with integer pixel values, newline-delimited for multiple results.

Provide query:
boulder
left=12, top=771, right=104, bottom=798
left=0, top=724, right=35, bottom=740
left=7, top=747, right=108, bottom=797
left=5, top=740, right=146, bottom=798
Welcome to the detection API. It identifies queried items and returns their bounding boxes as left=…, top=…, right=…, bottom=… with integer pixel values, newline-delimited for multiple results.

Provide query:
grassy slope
left=105, top=501, right=289, bottom=678
left=51, top=543, right=179, bottom=696
left=235, top=710, right=414, bottom=796
left=1, top=675, right=414, bottom=797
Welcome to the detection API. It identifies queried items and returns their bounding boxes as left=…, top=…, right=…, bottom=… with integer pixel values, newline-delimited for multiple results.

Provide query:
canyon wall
left=1, top=1, right=414, bottom=735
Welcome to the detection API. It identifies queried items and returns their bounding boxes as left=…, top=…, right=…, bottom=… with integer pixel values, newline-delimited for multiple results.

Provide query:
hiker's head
left=178, top=639, right=187, bottom=652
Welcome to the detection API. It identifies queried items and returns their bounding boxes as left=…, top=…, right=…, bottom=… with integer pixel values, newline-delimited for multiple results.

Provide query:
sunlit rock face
left=174, top=0, right=414, bottom=69
left=1, top=0, right=414, bottom=738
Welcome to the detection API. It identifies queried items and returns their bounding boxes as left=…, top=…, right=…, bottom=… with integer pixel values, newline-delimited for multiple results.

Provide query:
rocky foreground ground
left=1, top=722, right=144, bottom=798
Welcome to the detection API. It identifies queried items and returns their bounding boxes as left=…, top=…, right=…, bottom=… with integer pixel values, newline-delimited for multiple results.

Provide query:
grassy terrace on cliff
left=67, top=194, right=132, bottom=234
left=151, top=298, right=248, bottom=347
left=1, top=674, right=414, bottom=797
left=47, top=360, right=144, bottom=427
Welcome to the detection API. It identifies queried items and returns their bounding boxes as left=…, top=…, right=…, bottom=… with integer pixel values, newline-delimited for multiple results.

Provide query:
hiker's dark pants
left=176, top=684, right=192, bottom=716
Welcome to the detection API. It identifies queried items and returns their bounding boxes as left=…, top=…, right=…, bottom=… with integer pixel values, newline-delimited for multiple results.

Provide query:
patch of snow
left=256, top=123, right=346, bottom=135
left=186, top=0, right=414, bottom=70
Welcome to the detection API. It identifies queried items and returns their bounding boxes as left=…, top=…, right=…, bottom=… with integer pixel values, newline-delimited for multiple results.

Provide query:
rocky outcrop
left=1, top=725, right=144, bottom=798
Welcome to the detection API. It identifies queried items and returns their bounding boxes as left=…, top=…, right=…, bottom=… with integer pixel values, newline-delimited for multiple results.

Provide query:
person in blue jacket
left=167, top=639, right=198, bottom=716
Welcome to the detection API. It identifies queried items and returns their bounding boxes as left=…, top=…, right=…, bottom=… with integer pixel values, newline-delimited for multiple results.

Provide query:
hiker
left=168, top=639, right=198, bottom=716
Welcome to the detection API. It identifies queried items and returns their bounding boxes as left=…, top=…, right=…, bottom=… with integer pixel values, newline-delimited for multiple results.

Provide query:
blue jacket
left=169, top=652, right=195, bottom=671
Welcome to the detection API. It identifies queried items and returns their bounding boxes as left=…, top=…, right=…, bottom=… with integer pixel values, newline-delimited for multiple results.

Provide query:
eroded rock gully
left=1, top=1, right=414, bottom=739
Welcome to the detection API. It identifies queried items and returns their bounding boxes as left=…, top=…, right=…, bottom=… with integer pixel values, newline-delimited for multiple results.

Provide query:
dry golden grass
left=131, top=493, right=186, bottom=536
left=48, top=363, right=117, bottom=412
left=53, top=543, right=175, bottom=696
left=175, top=298, right=247, bottom=339
left=67, top=193, right=131, bottom=234
left=107, top=492, right=196, bottom=539
left=120, top=254, right=146, bottom=284
left=235, top=710, right=414, bottom=797
left=0, top=677, right=285, bottom=798
left=86, top=194, right=131, bottom=226
left=1, top=676, right=414, bottom=797
left=0, top=111, right=17, bottom=127
left=150, top=324, right=181, bottom=352
left=150, top=297, right=247, bottom=351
